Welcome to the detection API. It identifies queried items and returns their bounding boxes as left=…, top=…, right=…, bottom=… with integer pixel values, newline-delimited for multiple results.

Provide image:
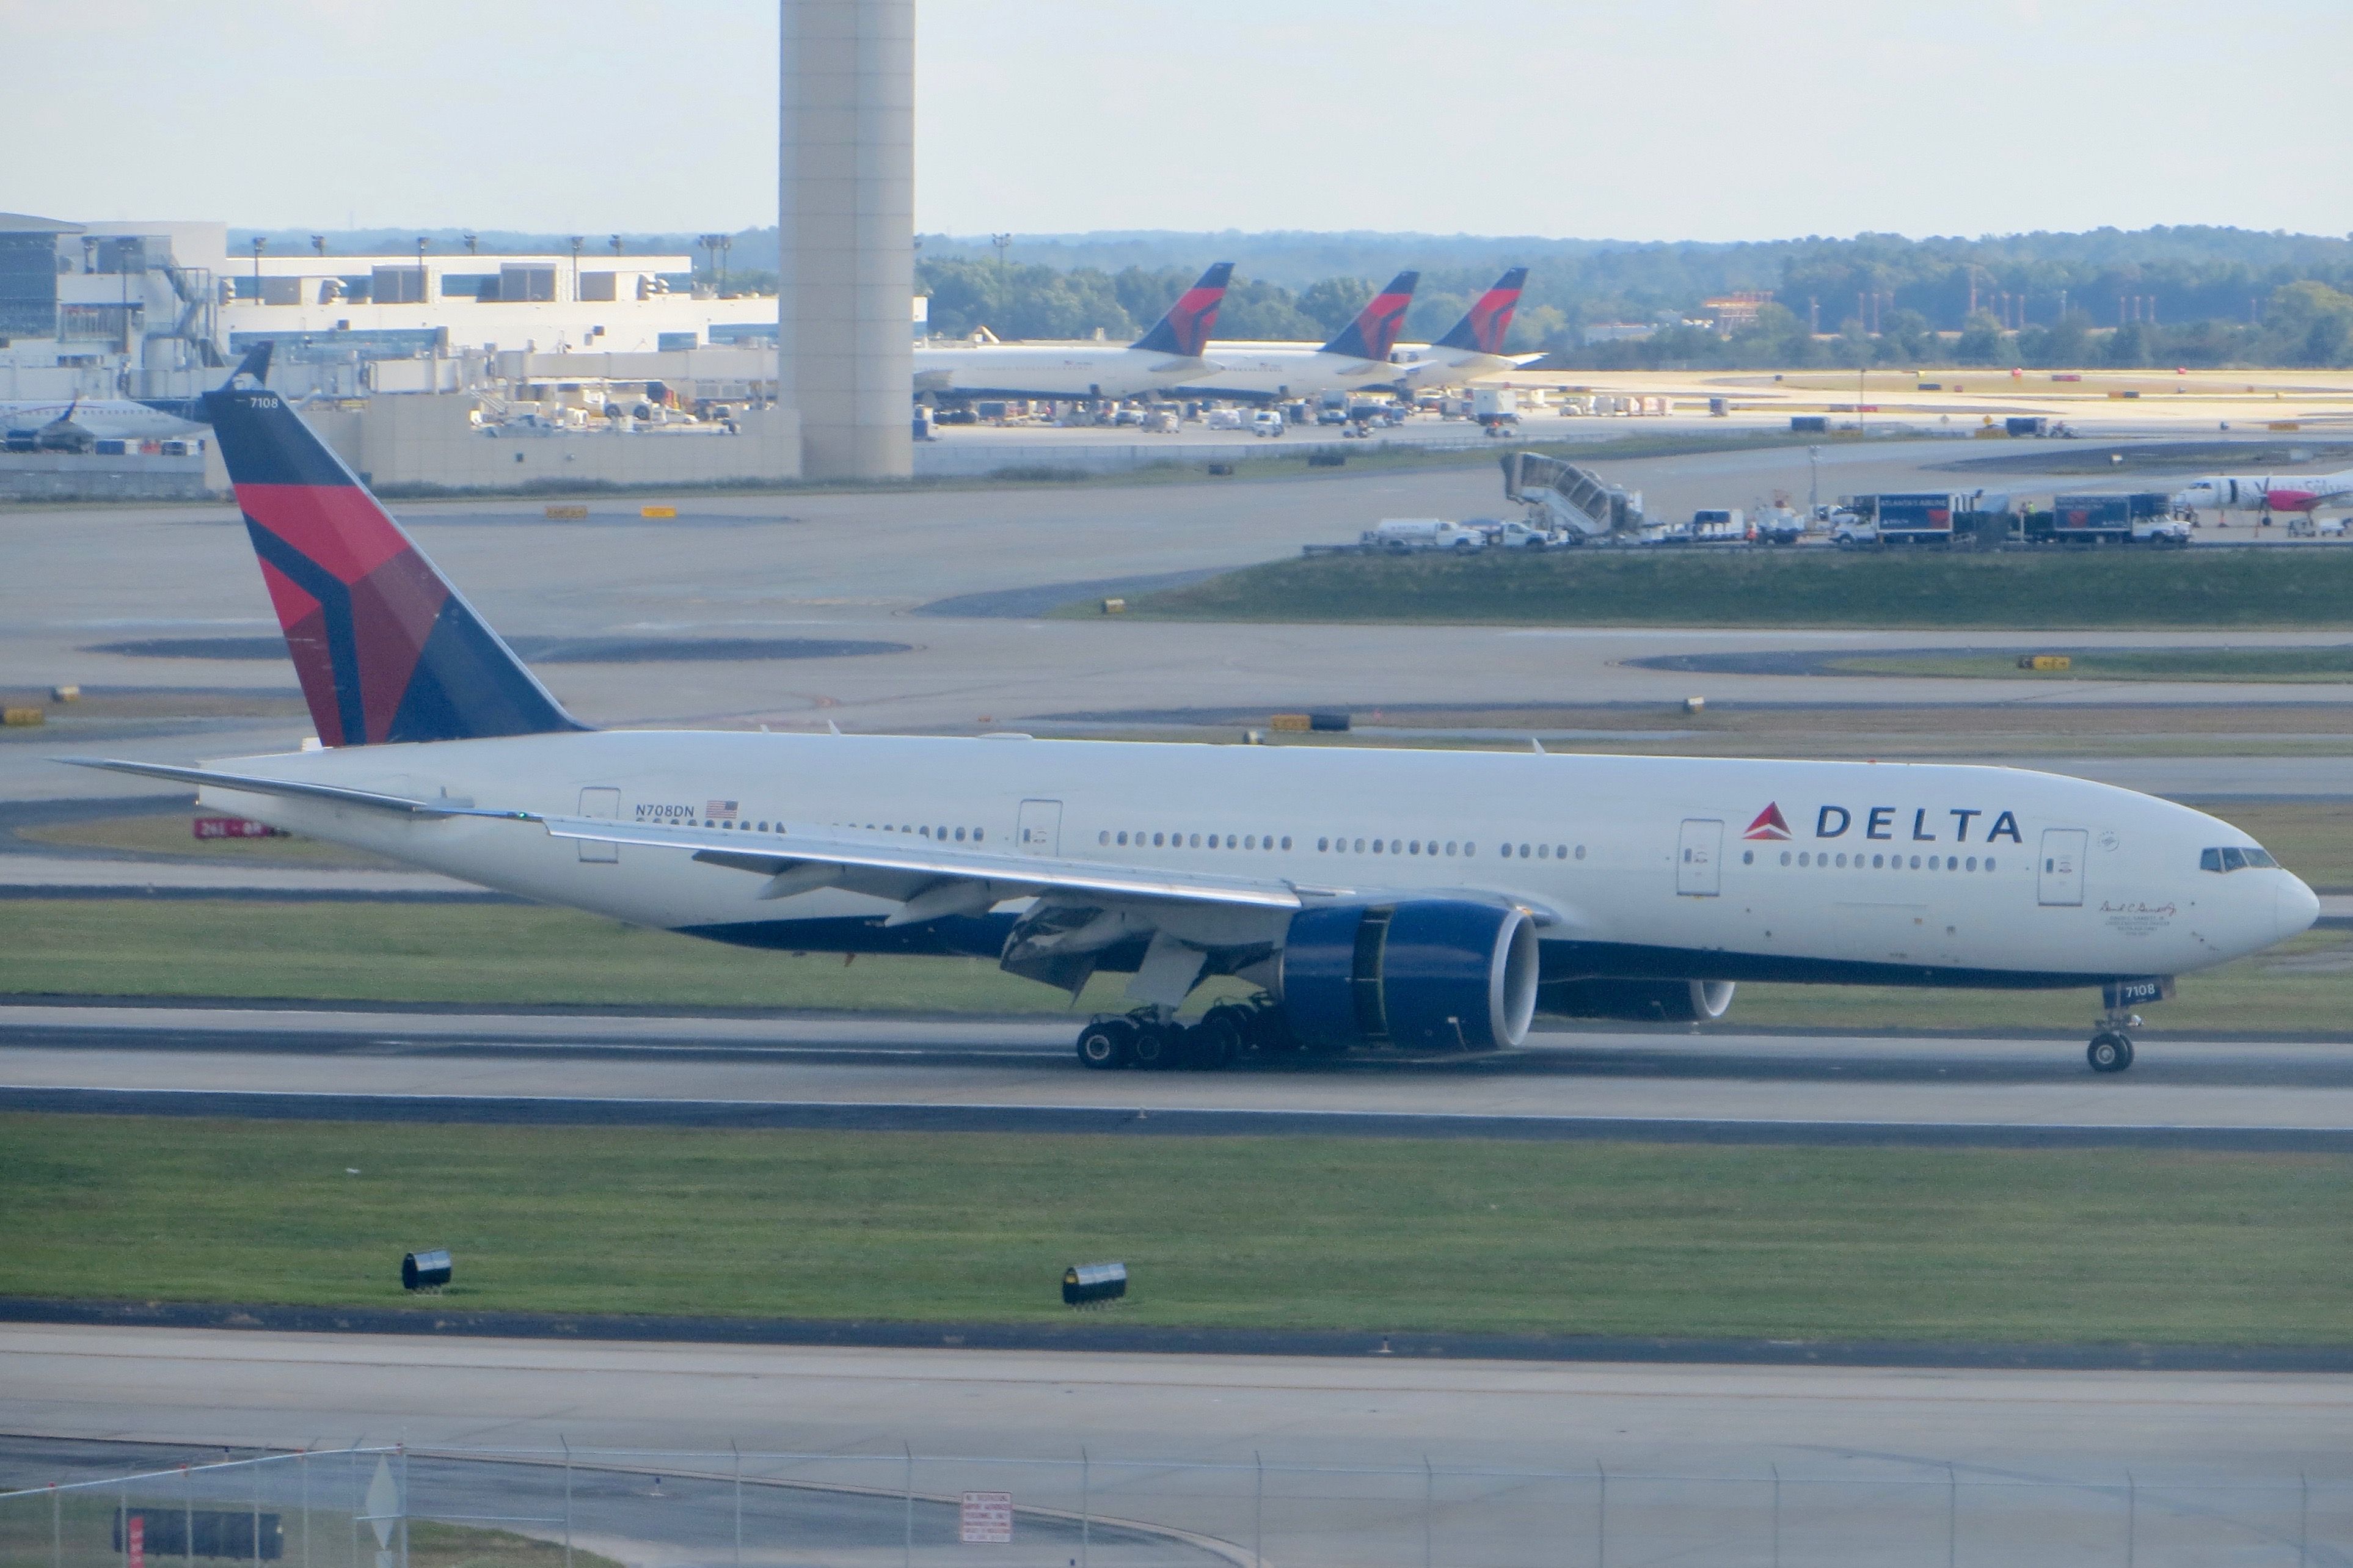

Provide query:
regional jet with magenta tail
left=911, top=262, right=1232, bottom=404
left=68, top=362, right=2318, bottom=1075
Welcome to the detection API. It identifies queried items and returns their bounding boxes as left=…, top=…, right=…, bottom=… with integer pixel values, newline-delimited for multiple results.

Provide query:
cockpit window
left=2202, top=845, right=2278, bottom=872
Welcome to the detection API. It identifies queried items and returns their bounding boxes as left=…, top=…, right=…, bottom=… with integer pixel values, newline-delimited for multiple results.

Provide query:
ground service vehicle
left=1473, top=387, right=1520, bottom=429
left=1834, top=493, right=1966, bottom=549
left=1249, top=410, right=1285, bottom=437
left=2029, top=492, right=2191, bottom=547
left=1365, top=517, right=1485, bottom=552
left=78, top=359, right=2319, bottom=1079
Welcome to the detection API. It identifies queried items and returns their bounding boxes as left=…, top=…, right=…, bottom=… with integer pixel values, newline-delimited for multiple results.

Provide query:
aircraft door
left=1016, top=799, right=1063, bottom=856
left=2038, top=828, right=2087, bottom=906
left=578, top=787, right=620, bottom=862
left=1676, top=818, right=1723, bottom=896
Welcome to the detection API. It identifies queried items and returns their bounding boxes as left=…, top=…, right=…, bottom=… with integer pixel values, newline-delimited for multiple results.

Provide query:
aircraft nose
left=2278, top=873, right=2321, bottom=940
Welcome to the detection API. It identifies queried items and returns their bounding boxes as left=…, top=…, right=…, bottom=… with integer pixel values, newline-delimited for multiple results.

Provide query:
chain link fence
left=4, top=1442, right=2346, bottom=1567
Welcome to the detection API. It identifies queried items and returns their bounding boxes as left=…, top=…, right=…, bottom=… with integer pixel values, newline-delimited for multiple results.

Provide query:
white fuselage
left=0, top=400, right=203, bottom=439
left=1175, top=344, right=1401, bottom=403
left=189, top=732, right=2310, bottom=991
left=1387, top=345, right=1529, bottom=389
left=911, top=343, right=1207, bottom=402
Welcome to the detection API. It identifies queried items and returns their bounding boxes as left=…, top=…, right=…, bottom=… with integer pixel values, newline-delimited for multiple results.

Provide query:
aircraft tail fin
left=1319, top=270, right=1420, bottom=362
left=200, top=384, right=588, bottom=747
left=1434, top=267, right=1528, bottom=354
left=1129, top=262, right=1233, bottom=356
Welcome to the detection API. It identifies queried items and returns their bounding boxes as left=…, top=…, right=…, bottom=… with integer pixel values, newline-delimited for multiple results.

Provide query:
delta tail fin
left=1319, top=270, right=1420, bottom=362
left=200, top=383, right=587, bottom=747
left=1129, top=262, right=1234, bottom=357
left=1433, top=267, right=1527, bottom=355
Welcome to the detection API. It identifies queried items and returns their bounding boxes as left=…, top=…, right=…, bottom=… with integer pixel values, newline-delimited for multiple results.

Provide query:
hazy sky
left=10, top=1, right=2348, bottom=242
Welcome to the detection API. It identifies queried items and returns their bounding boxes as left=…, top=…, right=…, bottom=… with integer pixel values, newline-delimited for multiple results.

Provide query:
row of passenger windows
left=1095, top=830, right=1589, bottom=862
left=2202, top=846, right=2278, bottom=872
left=1104, top=830, right=1292, bottom=850
left=1749, top=848, right=1999, bottom=873
left=710, top=818, right=990, bottom=843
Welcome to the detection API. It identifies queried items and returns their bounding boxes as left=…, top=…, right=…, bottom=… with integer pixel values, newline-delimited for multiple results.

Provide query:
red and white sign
left=1743, top=803, right=1792, bottom=841
left=193, top=816, right=283, bottom=840
left=958, top=1491, right=1013, bottom=1544
left=128, top=1513, right=145, bottom=1568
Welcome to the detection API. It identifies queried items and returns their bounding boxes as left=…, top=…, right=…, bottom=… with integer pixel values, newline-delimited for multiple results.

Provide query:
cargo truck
left=2026, top=492, right=2191, bottom=547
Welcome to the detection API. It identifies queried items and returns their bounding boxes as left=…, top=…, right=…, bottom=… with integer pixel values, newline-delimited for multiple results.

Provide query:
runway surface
left=7, top=1003, right=2353, bottom=1146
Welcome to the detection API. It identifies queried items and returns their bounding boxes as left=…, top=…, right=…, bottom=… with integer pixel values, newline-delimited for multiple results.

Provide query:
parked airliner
left=1387, top=268, right=1544, bottom=389
left=1175, top=271, right=1422, bottom=403
left=2172, top=466, right=2353, bottom=522
left=911, top=263, right=1232, bottom=404
left=0, top=398, right=205, bottom=442
left=70, top=360, right=2318, bottom=1075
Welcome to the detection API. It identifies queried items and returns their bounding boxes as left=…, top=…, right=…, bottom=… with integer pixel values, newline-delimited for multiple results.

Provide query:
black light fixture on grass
left=401, top=1249, right=453, bottom=1291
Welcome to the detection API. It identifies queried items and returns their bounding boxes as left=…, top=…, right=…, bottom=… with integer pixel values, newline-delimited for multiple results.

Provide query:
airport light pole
left=1808, top=445, right=1821, bottom=515
left=462, top=232, right=478, bottom=256
left=415, top=237, right=428, bottom=304
left=568, top=235, right=583, bottom=302
left=250, top=236, right=265, bottom=288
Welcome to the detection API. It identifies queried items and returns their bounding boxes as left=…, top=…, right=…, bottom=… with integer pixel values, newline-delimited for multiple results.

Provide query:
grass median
left=1, top=1115, right=2344, bottom=1346
left=1097, top=545, right=2353, bottom=628
left=1, top=897, right=2346, bottom=1032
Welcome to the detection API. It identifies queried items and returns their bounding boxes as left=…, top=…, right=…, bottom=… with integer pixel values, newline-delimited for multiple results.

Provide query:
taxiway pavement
left=3, top=1324, right=2346, bottom=1568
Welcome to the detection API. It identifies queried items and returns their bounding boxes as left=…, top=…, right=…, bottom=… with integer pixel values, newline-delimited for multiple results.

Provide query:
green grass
left=1, top=898, right=2344, bottom=1032
left=1827, top=648, right=2353, bottom=682
left=0, top=1491, right=618, bottom=1568
left=1103, top=546, right=2353, bottom=628
left=18, top=811, right=403, bottom=868
left=2, top=1115, right=2345, bottom=1345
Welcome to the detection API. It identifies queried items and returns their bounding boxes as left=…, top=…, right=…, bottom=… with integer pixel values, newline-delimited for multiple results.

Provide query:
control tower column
left=779, top=0, right=914, bottom=480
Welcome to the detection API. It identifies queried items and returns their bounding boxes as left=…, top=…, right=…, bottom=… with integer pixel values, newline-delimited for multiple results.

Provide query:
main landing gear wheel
left=1076, top=1019, right=1135, bottom=1071
left=1128, top=1024, right=1175, bottom=1071
left=2087, top=1030, right=2135, bottom=1073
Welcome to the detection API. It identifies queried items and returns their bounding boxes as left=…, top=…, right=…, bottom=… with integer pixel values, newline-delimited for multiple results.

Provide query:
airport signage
left=193, top=816, right=283, bottom=839
left=959, top=1491, right=1013, bottom=1544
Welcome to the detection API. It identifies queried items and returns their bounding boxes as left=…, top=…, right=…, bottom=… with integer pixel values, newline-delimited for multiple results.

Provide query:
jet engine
left=1543, top=978, right=1736, bottom=1023
left=1279, top=901, right=1539, bottom=1051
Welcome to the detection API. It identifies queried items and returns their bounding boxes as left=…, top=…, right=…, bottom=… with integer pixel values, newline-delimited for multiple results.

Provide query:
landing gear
left=2087, top=1031, right=2134, bottom=1073
left=1075, top=1018, right=1136, bottom=1071
left=1071, top=998, right=1282, bottom=1071
left=2087, top=1013, right=2140, bottom=1074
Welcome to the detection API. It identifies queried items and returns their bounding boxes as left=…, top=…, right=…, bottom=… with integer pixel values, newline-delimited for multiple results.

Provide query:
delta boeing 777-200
left=69, top=358, right=2318, bottom=1074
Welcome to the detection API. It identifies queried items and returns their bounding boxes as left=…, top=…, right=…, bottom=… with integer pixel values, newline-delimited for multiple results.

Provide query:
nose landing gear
left=2087, top=1011, right=2140, bottom=1074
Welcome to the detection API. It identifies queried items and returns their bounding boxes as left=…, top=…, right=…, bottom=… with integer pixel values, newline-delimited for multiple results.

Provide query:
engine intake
left=1281, top=900, right=1539, bottom=1050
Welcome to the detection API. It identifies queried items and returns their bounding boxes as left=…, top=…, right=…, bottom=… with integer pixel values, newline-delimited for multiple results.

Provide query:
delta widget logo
left=1744, top=803, right=1792, bottom=841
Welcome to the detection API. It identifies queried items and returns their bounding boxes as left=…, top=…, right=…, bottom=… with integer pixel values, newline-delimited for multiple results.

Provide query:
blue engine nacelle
left=1280, top=900, right=1540, bottom=1050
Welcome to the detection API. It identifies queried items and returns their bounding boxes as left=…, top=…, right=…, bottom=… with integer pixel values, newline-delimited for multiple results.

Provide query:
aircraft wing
left=61, top=757, right=1559, bottom=925
left=537, top=812, right=1313, bottom=912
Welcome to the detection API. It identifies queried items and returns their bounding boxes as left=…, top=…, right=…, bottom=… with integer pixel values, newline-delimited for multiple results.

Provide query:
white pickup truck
left=1363, top=517, right=1486, bottom=553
